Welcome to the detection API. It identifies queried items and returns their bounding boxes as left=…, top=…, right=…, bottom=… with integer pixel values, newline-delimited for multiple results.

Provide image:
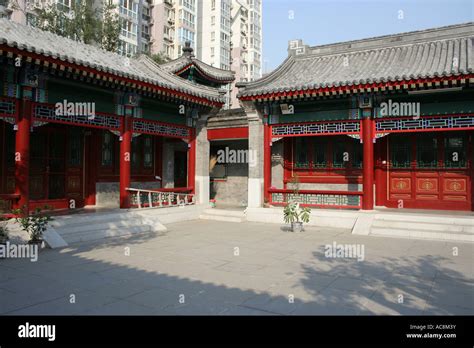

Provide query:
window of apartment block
left=211, top=31, right=215, bottom=41
left=220, top=32, right=229, bottom=47
left=120, top=0, right=138, bottom=19
left=181, top=0, right=196, bottom=12
left=211, top=16, right=215, bottom=25
left=221, top=17, right=230, bottom=32
left=179, top=28, right=195, bottom=47
left=180, top=9, right=195, bottom=27
left=121, top=19, right=137, bottom=39
left=211, top=47, right=215, bottom=57
left=211, top=0, right=215, bottom=10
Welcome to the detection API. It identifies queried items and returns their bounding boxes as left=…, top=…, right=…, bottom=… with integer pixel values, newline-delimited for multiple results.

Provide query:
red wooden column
left=362, top=114, right=375, bottom=210
left=188, top=128, right=196, bottom=193
left=119, top=116, right=132, bottom=208
left=14, top=99, right=32, bottom=212
left=263, top=121, right=272, bottom=203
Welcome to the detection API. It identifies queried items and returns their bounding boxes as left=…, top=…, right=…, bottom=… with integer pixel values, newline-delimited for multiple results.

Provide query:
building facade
left=0, top=19, right=229, bottom=214
left=195, top=0, right=263, bottom=109
left=149, top=0, right=176, bottom=58
left=235, top=23, right=474, bottom=212
left=114, top=0, right=154, bottom=57
left=229, top=0, right=261, bottom=107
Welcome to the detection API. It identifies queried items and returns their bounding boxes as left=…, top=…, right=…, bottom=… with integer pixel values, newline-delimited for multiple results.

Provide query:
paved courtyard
left=0, top=220, right=473, bottom=315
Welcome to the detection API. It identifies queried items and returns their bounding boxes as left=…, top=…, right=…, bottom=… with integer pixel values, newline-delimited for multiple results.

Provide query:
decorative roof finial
left=183, top=41, right=194, bottom=58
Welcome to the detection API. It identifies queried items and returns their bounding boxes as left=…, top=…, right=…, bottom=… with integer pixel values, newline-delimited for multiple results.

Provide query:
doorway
left=29, top=125, right=85, bottom=209
left=174, top=150, right=188, bottom=187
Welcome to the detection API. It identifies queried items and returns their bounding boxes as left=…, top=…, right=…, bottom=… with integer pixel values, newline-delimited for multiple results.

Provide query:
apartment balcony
left=142, top=33, right=150, bottom=41
left=164, top=34, right=174, bottom=42
left=142, top=13, right=151, bottom=22
left=164, top=0, right=173, bottom=6
left=167, top=17, right=175, bottom=25
left=119, top=7, right=138, bottom=21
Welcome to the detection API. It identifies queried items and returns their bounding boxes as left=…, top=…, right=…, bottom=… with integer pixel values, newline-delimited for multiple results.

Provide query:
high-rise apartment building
left=150, top=0, right=176, bottom=58
left=228, top=0, right=262, bottom=107
left=150, top=0, right=197, bottom=60
left=194, top=0, right=262, bottom=108
left=114, top=0, right=154, bottom=57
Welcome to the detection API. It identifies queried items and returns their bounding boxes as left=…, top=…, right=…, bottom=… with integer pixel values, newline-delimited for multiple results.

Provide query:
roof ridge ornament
left=288, top=39, right=308, bottom=56
left=183, top=41, right=194, bottom=58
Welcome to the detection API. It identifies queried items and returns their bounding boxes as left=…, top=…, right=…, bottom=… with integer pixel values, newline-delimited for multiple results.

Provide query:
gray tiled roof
left=238, top=22, right=474, bottom=98
left=161, top=55, right=235, bottom=83
left=0, top=19, right=224, bottom=103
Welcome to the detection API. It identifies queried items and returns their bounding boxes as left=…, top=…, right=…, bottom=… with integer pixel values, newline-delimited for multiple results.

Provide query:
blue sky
left=262, top=0, right=474, bottom=72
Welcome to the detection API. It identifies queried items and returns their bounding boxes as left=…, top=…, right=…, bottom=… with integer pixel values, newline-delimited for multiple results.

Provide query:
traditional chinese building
left=1, top=20, right=473, bottom=217
left=236, top=22, right=474, bottom=212
left=0, top=19, right=231, bottom=214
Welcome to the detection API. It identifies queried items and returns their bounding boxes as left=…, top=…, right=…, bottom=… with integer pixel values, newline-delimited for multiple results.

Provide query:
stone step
left=199, top=214, right=243, bottom=223
left=371, top=219, right=474, bottom=234
left=202, top=208, right=245, bottom=218
left=51, top=211, right=137, bottom=228
left=56, top=218, right=146, bottom=235
left=61, top=225, right=152, bottom=244
left=374, top=213, right=474, bottom=226
left=370, top=227, right=474, bottom=243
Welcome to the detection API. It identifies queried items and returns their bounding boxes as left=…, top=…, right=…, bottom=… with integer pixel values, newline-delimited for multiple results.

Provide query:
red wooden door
left=379, top=132, right=472, bottom=211
left=29, top=125, right=85, bottom=209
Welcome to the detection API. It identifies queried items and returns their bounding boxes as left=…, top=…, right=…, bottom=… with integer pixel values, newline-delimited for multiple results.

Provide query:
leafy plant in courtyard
left=284, top=174, right=310, bottom=231
left=12, top=206, right=53, bottom=244
left=283, top=201, right=311, bottom=225
left=0, top=218, right=9, bottom=244
left=289, top=173, right=301, bottom=196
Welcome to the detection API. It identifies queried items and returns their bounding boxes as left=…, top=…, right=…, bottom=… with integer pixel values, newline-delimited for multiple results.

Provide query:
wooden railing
left=126, top=188, right=195, bottom=209
left=268, top=188, right=363, bottom=209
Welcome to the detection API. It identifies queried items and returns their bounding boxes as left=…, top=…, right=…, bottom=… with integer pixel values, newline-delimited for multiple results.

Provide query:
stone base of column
left=248, top=177, right=263, bottom=208
left=196, top=175, right=210, bottom=205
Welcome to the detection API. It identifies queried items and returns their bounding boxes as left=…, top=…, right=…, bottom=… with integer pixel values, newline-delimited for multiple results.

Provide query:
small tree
left=100, top=2, right=121, bottom=52
left=288, top=173, right=301, bottom=201
left=13, top=206, right=53, bottom=244
left=283, top=202, right=311, bottom=225
left=0, top=218, right=9, bottom=243
left=31, top=0, right=121, bottom=53
left=149, top=52, right=171, bottom=65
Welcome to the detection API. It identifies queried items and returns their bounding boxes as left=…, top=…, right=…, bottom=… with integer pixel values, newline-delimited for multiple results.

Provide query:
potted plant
left=283, top=201, right=311, bottom=233
left=12, top=206, right=53, bottom=248
left=209, top=199, right=216, bottom=208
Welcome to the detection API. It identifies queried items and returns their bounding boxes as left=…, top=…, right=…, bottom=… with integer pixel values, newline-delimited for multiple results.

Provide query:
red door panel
left=378, top=132, right=472, bottom=211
